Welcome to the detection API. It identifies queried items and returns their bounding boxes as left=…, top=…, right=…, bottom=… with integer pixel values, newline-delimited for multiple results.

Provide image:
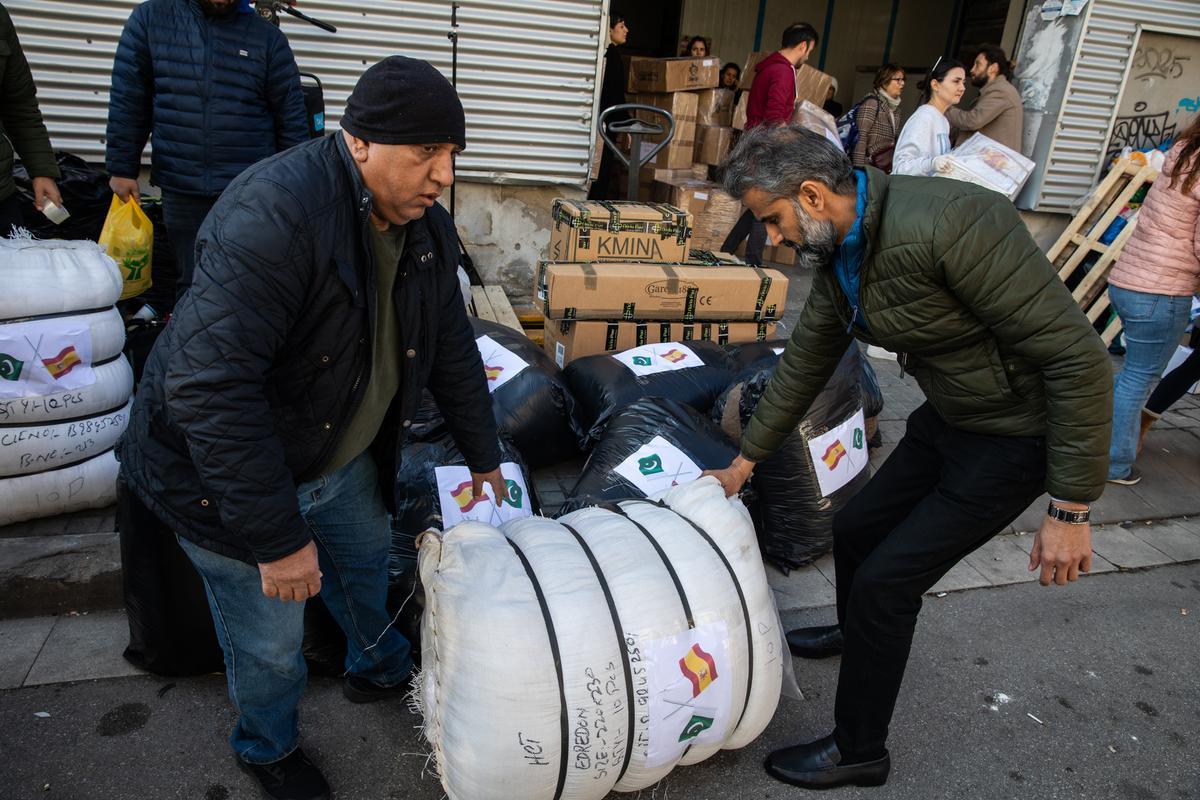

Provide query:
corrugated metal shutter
left=5, top=0, right=607, bottom=186
left=1032, top=0, right=1200, bottom=212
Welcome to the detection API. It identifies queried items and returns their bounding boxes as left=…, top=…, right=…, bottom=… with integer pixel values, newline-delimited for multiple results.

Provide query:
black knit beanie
left=341, top=56, right=466, bottom=150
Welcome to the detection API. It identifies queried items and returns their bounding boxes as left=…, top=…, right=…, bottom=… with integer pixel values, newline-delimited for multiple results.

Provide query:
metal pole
left=448, top=2, right=460, bottom=217
left=818, top=0, right=836, bottom=71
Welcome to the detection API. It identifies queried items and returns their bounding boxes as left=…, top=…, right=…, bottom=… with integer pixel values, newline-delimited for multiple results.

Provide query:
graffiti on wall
left=1106, top=33, right=1200, bottom=163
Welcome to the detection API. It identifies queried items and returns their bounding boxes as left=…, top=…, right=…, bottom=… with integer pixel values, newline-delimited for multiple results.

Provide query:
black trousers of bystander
left=830, top=401, right=1047, bottom=761
left=721, top=208, right=767, bottom=265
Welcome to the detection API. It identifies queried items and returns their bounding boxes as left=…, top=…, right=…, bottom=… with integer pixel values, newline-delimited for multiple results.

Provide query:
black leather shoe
left=342, top=672, right=413, bottom=704
left=237, top=747, right=330, bottom=800
left=764, top=733, right=890, bottom=789
left=786, top=624, right=844, bottom=658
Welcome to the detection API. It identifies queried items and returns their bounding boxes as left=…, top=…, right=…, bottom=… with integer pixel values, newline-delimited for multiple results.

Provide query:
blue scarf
left=832, top=169, right=869, bottom=332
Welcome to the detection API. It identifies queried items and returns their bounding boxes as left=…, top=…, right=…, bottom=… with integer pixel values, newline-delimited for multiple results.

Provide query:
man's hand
left=1028, top=513, right=1092, bottom=587
left=109, top=176, right=141, bottom=204
left=702, top=455, right=756, bottom=498
left=31, top=177, right=63, bottom=211
left=258, top=540, right=322, bottom=601
left=472, top=468, right=508, bottom=507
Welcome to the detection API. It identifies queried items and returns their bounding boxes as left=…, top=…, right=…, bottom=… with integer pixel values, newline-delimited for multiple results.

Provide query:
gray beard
left=784, top=199, right=839, bottom=270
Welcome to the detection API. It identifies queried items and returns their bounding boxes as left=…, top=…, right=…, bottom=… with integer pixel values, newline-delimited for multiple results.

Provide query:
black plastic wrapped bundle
left=13, top=152, right=111, bottom=242
left=469, top=318, right=583, bottom=467
left=712, top=345, right=871, bottom=572
left=564, top=340, right=737, bottom=448
left=561, top=397, right=738, bottom=512
left=726, top=339, right=787, bottom=374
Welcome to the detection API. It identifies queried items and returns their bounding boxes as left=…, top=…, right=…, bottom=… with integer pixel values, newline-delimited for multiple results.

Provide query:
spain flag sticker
left=679, top=643, right=718, bottom=697
left=449, top=479, right=488, bottom=512
left=42, top=345, right=82, bottom=379
left=821, top=439, right=848, bottom=471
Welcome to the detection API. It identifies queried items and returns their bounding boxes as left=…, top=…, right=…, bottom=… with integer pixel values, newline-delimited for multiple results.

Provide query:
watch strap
left=1046, top=502, right=1089, bottom=524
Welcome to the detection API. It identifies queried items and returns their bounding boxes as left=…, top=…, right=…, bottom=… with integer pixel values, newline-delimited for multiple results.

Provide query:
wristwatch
left=1046, top=502, right=1090, bottom=524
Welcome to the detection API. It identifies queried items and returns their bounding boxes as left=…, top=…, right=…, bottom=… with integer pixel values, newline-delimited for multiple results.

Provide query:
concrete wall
left=452, top=182, right=587, bottom=309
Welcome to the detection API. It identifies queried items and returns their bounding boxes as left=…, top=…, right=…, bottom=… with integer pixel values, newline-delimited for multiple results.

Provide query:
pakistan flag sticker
left=614, top=435, right=702, bottom=495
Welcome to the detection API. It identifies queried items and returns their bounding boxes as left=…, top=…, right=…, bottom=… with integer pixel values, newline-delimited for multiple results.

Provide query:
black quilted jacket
left=117, top=134, right=500, bottom=564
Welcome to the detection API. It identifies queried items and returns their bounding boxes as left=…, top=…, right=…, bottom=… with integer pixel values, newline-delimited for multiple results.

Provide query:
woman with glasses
left=892, top=56, right=965, bottom=176
left=850, top=63, right=906, bottom=172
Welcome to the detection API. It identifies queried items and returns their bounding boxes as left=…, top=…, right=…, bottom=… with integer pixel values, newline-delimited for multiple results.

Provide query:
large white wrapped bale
left=418, top=477, right=783, bottom=800
left=0, top=449, right=120, bottom=527
left=0, top=238, right=122, bottom=318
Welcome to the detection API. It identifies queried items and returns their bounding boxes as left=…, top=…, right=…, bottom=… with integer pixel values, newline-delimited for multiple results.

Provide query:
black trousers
left=161, top=192, right=217, bottom=301
left=721, top=208, right=766, bottom=265
left=831, top=402, right=1046, bottom=760
left=1146, top=326, right=1200, bottom=415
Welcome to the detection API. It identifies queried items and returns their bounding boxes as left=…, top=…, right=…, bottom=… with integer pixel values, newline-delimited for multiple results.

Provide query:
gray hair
left=720, top=124, right=855, bottom=201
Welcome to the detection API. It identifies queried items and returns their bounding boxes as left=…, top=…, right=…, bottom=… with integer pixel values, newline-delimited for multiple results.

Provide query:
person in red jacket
left=722, top=22, right=819, bottom=264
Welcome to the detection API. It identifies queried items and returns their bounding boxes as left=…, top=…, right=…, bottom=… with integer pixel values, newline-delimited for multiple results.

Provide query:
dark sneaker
left=343, top=673, right=412, bottom=704
left=1107, top=467, right=1142, bottom=486
left=237, top=747, right=330, bottom=800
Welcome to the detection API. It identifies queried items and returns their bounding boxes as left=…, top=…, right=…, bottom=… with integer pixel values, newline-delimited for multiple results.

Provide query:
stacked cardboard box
left=652, top=173, right=742, bottom=253
left=732, top=57, right=835, bottom=130
left=538, top=199, right=788, bottom=366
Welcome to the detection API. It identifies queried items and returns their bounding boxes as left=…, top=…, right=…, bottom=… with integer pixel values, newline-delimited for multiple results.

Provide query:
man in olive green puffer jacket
left=708, top=125, right=1112, bottom=790
left=0, top=3, right=61, bottom=233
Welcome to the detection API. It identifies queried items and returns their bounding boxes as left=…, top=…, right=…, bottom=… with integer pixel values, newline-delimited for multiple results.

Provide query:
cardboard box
left=548, top=199, right=692, bottom=263
left=633, top=92, right=698, bottom=170
left=544, top=318, right=777, bottom=367
left=762, top=244, right=797, bottom=266
left=696, top=88, right=735, bottom=127
left=653, top=175, right=743, bottom=253
left=629, top=56, right=721, bottom=93
left=694, top=125, right=734, bottom=165
left=536, top=261, right=788, bottom=322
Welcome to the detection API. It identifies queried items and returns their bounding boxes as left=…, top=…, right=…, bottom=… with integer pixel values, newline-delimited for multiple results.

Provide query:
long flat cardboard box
left=629, top=56, right=721, bottom=93
left=548, top=199, right=692, bottom=263
left=536, top=260, right=788, bottom=322
left=544, top=318, right=777, bottom=367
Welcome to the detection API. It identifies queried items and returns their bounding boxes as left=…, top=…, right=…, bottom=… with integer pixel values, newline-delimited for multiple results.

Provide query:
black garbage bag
left=391, top=427, right=538, bottom=574
left=13, top=152, right=111, bottom=241
left=470, top=318, right=583, bottom=467
left=118, top=480, right=224, bottom=676
left=565, top=340, right=737, bottom=448
left=860, top=354, right=884, bottom=419
left=712, top=345, right=872, bottom=572
left=562, top=397, right=738, bottom=511
left=726, top=339, right=787, bottom=374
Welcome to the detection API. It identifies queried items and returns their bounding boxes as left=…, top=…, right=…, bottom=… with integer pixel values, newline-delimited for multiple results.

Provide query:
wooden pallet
left=1046, top=157, right=1159, bottom=345
left=469, top=285, right=523, bottom=334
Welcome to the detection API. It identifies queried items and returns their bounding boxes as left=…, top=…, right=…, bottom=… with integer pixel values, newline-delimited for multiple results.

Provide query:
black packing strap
left=626, top=498, right=757, bottom=737
left=561, top=522, right=638, bottom=786
left=599, top=502, right=695, bottom=628
left=0, top=304, right=115, bottom=326
left=752, top=267, right=772, bottom=321
left=597, top=200, right=621, bottom=231
left=505, top=537, right=570, bottom=800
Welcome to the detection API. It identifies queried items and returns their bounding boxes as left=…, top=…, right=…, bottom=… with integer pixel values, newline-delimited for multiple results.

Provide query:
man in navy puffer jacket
left=105, top=0, right=308, bottom=300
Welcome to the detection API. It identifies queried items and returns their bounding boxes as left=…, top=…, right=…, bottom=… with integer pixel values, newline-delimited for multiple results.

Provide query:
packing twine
left=339, top=577, right=418, bottom=679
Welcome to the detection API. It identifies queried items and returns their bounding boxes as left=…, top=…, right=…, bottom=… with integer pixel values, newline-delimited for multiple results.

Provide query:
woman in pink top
left=1106, top=119, right=1200, bottom=484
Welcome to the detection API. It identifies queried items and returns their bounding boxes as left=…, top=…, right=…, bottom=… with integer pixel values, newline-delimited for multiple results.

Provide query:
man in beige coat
left=946, top=45, right=1023, bottom=152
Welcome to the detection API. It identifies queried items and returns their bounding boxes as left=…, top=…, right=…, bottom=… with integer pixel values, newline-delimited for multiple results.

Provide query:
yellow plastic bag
left=99, top=194, right=153, bottom=300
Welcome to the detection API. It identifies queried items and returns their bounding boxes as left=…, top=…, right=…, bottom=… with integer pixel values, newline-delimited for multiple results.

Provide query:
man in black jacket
left=117, top=57, right=503, bottom=800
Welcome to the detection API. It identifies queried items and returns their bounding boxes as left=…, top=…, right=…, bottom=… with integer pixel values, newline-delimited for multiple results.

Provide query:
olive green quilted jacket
left=741, top=168, right=1113, bottom=502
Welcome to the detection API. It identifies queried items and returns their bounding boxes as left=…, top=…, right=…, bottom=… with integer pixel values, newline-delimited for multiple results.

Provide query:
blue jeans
left=177, top=452, right=412, bottom=764
left=161, top=192, right=217, bottom=301
left=1107, top=285, right=1193, bottom=479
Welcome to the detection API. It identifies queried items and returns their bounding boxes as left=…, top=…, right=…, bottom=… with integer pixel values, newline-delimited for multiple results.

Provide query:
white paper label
left=806, top=408, right=868, bottom=497
left=555, top=341, right=566, bottom=369
left=771, top=347, right=785, bottom=356
left=434, top=462, right=533, bottom=528
left=643, top=621, right=733, bottom=768
left=475, top=334, right=528, bottom=393
left=703, top=59, right=716, bottom=66
left=694, top=192, right=709, bottom=200
left=612, top=342, right=701, bottom=377
left=614, top=435, right=702, bottom=495
left=641, top=141, right=657, bottom=161
left=0, top=320, right=95, bottom=398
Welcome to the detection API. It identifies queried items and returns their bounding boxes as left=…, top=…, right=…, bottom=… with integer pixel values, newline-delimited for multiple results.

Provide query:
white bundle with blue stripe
left=417, top=477, right=783, bottom=800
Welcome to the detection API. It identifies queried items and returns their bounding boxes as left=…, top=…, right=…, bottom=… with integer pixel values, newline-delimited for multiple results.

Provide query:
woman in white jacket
left=892, top=57, right=966, bottom=176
